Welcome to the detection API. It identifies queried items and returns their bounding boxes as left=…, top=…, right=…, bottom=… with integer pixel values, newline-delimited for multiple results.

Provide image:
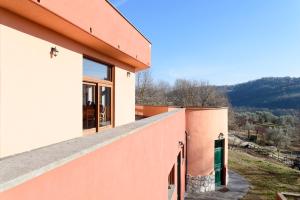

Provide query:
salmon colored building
left=0, top=1, right=228, bottom=200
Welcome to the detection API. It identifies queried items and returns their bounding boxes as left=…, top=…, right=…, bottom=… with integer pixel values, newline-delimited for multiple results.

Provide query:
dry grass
left=229, top=150, right=300, bottom=200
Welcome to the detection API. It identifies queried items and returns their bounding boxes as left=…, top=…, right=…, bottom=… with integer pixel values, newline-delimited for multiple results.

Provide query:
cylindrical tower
left=185, top=107, right=228, bottom=193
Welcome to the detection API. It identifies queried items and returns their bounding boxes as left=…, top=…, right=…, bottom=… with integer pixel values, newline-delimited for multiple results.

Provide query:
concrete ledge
left=0, top=108, right=183, bottom=192
left=185, top=107, right=228, bottom=111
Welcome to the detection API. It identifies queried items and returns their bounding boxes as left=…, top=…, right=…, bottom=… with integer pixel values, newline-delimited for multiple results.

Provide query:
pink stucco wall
left=0, top=110, right=186, bottom=200
left=135, top=105, right=178, bottom=117
left=136, top=105, right=228, bottom=181
left=32, top=0, right=151, bottom=67
left=185, top=108, right=228, bottom=180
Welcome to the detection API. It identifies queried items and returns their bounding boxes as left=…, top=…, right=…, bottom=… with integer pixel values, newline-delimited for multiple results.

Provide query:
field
left=229, top=150, right=300, bottom=200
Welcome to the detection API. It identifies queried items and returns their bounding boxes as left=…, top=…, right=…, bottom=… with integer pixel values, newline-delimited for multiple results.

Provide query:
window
left=83, top=58, right=112, bottom=81
left=168, top=165, right=175, bottom=200
left=83, top=57, right=113, bottom=134
left=168, top=165, right=175, bottom=188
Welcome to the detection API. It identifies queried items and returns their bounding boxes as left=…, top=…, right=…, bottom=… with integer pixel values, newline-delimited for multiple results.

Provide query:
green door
left=214, top=139, right=224, bottom=186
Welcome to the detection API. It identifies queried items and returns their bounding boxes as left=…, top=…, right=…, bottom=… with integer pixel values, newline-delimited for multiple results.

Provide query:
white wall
left=114, top=67, right=135, bottom=126
left=0, top=25, right=82, bottom=158
left=0, top=21, right=137, bottom=157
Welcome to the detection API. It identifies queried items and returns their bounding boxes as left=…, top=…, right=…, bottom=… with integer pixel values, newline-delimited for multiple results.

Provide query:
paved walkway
left=185, top=171, right=250, bottom=200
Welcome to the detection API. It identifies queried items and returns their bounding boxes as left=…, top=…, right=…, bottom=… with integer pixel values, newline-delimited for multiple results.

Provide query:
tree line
left=136, top=70, right=228, bottom=107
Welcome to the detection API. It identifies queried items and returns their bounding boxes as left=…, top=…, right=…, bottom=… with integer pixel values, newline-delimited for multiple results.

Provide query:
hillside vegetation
left=229, top=150, right=300, bottom=200
left=225, top=77, right=300, bottom=109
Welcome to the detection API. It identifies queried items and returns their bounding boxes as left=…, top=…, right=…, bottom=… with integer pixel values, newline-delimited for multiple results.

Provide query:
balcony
left=0, top=109, right=186, bottom=200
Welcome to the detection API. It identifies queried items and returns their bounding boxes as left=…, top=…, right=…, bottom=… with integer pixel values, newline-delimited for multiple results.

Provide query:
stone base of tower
left=186, top=172, right=215, bottom=194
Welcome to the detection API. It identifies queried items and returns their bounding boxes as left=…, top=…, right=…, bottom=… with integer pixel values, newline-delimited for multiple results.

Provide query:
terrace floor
left=185, top=171, right=249, bottom=200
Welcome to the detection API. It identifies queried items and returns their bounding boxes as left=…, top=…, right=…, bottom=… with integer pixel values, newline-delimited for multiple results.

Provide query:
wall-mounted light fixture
left=50, top=47, right=59, bottom=58
left=127, top=71, right=131, bottom=77
left=179, top=141, right=185, bottom=160
left=178, top=141, right=184, bottom=148
left=218, top=132, right=224, bottom=140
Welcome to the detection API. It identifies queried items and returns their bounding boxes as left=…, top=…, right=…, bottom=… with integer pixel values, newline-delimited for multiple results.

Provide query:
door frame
left=214, top=139, right=225, bottom=186
left=82, top=82, right=97, bottom=134
left=97, top=83, right=114, bottom=132
left=177, top=152, right=181, bottom=200
left=82, top=64, right=115, bottom=135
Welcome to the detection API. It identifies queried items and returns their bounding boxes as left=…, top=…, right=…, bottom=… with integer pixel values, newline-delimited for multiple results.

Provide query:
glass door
left=98, top=85, right=112, bottom=129
left=83, top=83, right=97, bottom=133
left=83, top=57, right=114, bottom=134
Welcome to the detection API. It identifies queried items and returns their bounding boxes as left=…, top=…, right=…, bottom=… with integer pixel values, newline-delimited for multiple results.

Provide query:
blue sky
left=110, top=0, right=300, bottom=85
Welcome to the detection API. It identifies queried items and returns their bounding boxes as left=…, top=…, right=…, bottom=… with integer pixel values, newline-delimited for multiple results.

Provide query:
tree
left=265, top=127, right=291, bottom=150
left=228, top=107, right=238, bottom=130
left=277, top=115, right=296, bottom=127
left=136, top=75, right=229, bottom=108
left=255, top=111, right=277, bottom=124
left=151, top=80, right=171, bottom=105
left=294, top=111, right=300, bottom=145
left=136, top=70, right=154, bottom=104
left=136, top=70, right=169, bottom=105
left=244, top=122, right=254, bottom=139
left=168, top=79, right=228, bottom=107
left=235, top=112, right=249, bottom=129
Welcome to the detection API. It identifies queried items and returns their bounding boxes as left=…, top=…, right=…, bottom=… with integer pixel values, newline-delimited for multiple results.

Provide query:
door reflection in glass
left=99, top=86, right=111, bottom=127
left=83, top=84, right=96, bottom=130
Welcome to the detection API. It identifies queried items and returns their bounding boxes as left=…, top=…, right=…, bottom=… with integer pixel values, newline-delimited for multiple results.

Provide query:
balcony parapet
left=0, top=109, right=182, bottom=192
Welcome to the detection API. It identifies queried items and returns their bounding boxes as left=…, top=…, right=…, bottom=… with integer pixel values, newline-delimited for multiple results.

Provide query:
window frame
left=83, top=56, right=115, bottom=134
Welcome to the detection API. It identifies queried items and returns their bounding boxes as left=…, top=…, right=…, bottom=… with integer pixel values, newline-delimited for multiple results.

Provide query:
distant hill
left=222, top=77, right=300, bottom=109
